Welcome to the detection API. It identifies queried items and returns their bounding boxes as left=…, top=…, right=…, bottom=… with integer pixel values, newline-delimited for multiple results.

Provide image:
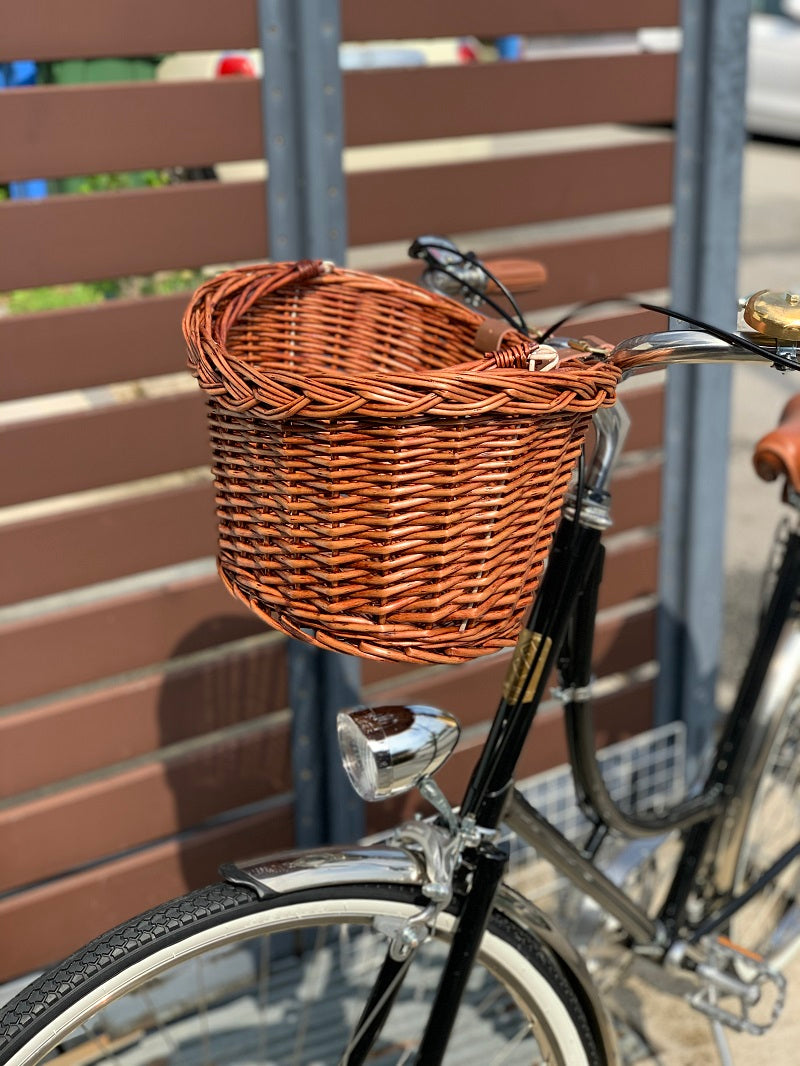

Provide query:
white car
left=748, top=0, right=800, bottom=139
left=639, top=1, right=800, bottom=140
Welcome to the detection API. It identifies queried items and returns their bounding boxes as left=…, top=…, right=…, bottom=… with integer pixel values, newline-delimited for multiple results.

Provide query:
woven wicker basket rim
left=184, top=260, right=621, bottom=421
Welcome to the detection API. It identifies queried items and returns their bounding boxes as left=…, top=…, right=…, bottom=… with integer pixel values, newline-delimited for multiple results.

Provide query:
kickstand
left=711, top=1019, right=734, bottom=1066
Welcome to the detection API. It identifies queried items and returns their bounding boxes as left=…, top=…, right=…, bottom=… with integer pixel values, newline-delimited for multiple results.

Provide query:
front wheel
left=0, top=880, right=602, bottom=1065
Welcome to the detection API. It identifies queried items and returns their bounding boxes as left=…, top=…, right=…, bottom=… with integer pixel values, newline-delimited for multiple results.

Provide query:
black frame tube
left=689, top=837, right=800, bottom=943
left=416, top=845, right=508, bottom=1066
left=460, top=519, right=604, bottom=828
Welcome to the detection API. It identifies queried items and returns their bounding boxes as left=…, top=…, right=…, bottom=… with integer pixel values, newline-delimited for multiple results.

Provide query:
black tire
left=0, top=880, right=603, bottom=1065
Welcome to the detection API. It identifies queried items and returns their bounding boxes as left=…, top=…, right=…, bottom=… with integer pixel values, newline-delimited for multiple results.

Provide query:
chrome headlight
left=337, top=704, right=461, bottom=802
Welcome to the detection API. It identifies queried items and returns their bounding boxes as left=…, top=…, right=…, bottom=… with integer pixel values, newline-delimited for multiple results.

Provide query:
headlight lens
left=337, top=705, right=460, bottom=802
left=337, top=711, right=384, bottom=801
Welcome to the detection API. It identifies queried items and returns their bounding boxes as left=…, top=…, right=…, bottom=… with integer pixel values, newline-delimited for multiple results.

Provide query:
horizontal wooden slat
left=1, top=55, right=676, bottom=184
left=0, top=0, right=259, bottom=63
left=2, top=231, right=669, bottom=403
left=2, top=604, right=654, bottom=894
left=0, top=575, right=264, bottom=708
left=0, top=719, right=292, bottom=894
left=603, top=536, right=659, bottom=608
left=0, top=392, right=209, bottom=508
left=0, top=80, right=263, bottom=184
left=392, top=229, right=672, bottom=320
left=0, top=481, right=216, bottom=606
left=1, top=142, right=671, bottom=292
left=349, top=142, right=674, bottom=247
left=369, top=678, right=655, bottom=832
left=617, top=384, right=664, bottom=452
left=0, top=0, right=678, bottom=65
left=0, top=634, right=287, bottom=800
left=345, top=54, right=676, bottom=146
left=362, top=605, right=656, bottom=731
left=342, top=0, right=679, bottom=40
left=0, top=409, right=660, bottom=604
left=0, top=804, right=293, bottom=983
left=0, top=293, right=189, bottom=403
left=2, top=460, right=660, bottom=705
left=0, top=181, right=267, bottom=292
left=611, top=461, right=662, bottom=533
left=0, top=530, right=658, bottom=798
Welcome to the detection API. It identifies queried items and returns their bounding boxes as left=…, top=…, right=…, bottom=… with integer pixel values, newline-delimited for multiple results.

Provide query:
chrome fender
left=223, top=843, right=619, bottom=1065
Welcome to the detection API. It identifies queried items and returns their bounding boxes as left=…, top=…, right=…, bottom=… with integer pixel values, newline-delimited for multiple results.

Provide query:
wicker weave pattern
left=185, top=261, right=621, bottom=663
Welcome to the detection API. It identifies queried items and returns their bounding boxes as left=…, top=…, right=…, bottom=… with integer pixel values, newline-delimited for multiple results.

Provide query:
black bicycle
left=0, top=243, right=798, bottom=1065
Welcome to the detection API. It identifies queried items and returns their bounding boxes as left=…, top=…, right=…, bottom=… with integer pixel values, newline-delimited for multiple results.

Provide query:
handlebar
left=481, top=257, right=547, bottom=295
left=608, top=290, right=800, bottom=374
left=608, top=329, right=785, bottom=374
left=406, top=236, right=800, bottom=376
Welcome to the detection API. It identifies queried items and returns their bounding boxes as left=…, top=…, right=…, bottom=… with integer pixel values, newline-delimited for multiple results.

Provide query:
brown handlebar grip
left=482, top=258, right=548, bottom=295
left=753, top=393, right=800, bottom=490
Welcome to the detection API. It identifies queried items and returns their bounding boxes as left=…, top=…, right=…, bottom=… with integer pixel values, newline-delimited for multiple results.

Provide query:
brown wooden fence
left=0, top=0, right=678, bottom=980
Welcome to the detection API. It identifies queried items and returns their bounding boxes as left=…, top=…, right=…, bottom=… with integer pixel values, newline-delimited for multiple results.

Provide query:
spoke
left=292, top=925, right=329, bottom=1065
left=80, top=1016, right=125, bottom=1066
left=141, top=986, right=178, bottom=1058
left=490, top=1021, right=536, bottom=1065
left=195, top=958, right=212, bottom=1066
left=337, top=953, right=415, bottom=1065
left=257, top=934, right=271, bottom=1064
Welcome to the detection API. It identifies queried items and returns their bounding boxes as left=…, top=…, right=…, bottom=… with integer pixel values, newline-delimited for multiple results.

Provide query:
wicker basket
left=184, top=260, right=621, bottom=663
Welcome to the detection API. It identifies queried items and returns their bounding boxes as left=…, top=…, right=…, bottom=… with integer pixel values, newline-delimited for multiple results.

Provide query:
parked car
left=638, top=0, right=800, bottom=140
left=747, top=0, right=800, bottom=139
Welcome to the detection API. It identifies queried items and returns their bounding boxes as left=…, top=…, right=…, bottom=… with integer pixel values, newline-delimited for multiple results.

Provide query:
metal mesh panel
left=504, top=722, right=687, bottom=911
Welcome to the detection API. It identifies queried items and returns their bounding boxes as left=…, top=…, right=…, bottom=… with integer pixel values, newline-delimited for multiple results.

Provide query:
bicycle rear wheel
left=0, top=881, right=602, bottom=1065
left=725, top=619, right=800, bottom=963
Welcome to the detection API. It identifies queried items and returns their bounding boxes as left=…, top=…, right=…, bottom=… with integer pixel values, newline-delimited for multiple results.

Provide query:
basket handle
left=184, top=260, right=330, bottom=407
left=213, top=260, right=328, bottom=345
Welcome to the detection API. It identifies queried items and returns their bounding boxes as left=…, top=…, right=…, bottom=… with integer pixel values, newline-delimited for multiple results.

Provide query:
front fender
left=223, top=842, right=619, bottom=1065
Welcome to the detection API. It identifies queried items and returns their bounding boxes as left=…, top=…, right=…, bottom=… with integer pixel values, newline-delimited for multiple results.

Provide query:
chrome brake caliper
left=373, top=788, right=491, bottom=961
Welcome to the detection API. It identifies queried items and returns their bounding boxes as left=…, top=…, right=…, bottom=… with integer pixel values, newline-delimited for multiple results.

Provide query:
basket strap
left=473, top=317, right=518, bottom=353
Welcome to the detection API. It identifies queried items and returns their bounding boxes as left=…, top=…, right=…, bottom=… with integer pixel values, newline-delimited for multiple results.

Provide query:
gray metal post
left=258, top=0, right=347, bottom=262
left=256, top=0, right=363, bottom=845
left=657, top=0, right=750, bottom=775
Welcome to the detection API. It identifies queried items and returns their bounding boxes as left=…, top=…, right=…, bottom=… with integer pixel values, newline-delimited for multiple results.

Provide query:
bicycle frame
left=461, top=407, right=800, bottom=943
left=406, top=366, right=800, bottom=1063
left=237, top=326, right=800, bottom=1066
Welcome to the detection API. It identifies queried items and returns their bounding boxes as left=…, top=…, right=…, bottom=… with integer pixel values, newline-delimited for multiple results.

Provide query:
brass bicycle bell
left=744, top=289, right=800, bottom=343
